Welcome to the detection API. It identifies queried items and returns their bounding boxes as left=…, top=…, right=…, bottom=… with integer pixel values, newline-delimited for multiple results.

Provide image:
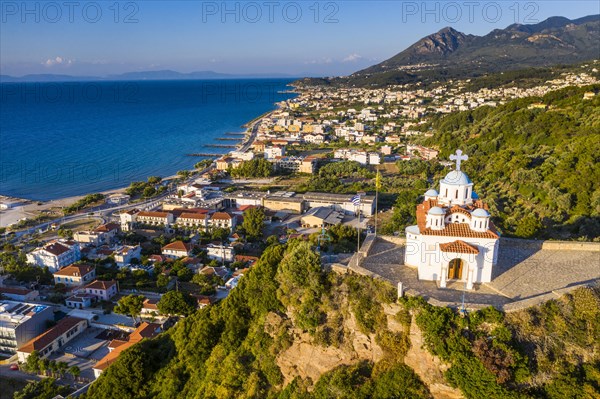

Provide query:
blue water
left=0, top=79, right=296, bottom=201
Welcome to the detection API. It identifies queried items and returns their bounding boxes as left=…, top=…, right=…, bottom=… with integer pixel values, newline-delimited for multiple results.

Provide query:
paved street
left=360, top=237, right=600, bottom=309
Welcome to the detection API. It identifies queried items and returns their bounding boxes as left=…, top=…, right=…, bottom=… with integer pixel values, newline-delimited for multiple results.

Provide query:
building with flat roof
left=0, top=300, right=54, bottom=354
left=302, top=192, right=375, bottom=217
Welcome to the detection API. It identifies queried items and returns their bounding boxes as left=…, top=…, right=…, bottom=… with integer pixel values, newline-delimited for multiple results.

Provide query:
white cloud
left=342, top=53, right=363, bottom=63
left=304, top=57, right=333, bottom=65
left=42, top=56, right=73, bottom=67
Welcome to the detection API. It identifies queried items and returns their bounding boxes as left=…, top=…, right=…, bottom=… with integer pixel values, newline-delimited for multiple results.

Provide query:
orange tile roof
left=94, top=223, right=119, bottom=232
left=94, top=323, right=161, bottom=371
left=211, top=212, right=232, bottom=220
left=439, top=240, right=480, bottom=254
left=422, top=223, right=498, bottom=239
left=54, top=264, right=95, bottom=277
left=18, top=317, right=87, bottom=354
left=447, top=206, right=472, bottom=218
left=42, top=242, right=71, bottom=256
left=84, top=280, right=117, bottom=291
left=138, top=211, right=170, bottom=218
left=416, top=200, right=498, bottom=239
left=179, top=213, right=207, bottom=220
left=162, top=241, right=192, bottom=252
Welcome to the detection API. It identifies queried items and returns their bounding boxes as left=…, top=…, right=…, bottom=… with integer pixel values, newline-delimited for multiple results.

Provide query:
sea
left=0, top=79, right=297, bottom=201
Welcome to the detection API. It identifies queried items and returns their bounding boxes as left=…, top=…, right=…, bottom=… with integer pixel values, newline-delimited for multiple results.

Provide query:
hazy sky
left=1, top=1, right=598, bottom=77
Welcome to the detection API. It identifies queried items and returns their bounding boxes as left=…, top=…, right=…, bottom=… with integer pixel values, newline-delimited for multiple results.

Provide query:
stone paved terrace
left=488, top=240, right=600, bottom=300
left=359, top=237, right=600, bottom=310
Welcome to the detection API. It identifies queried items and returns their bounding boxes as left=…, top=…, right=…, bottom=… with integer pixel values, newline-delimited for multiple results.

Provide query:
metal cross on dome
left=449, top=149, right=468, bottom=171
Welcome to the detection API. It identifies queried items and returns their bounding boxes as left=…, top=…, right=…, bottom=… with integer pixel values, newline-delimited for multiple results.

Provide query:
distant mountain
left=299, top=14, right=599, bottom=87
left=0, top=70, right=294, bottom=83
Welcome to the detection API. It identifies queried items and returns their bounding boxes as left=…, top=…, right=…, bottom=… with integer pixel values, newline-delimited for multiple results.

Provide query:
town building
left=161, top=241, right=193, bottom=259
left=176, top=213, right=207, bottom=229
left=65, top=293, right=95, bottom=309
left=0, top=300, right=54, bottom=354
left=74, top=223, right=119, bottom=246
left=53, top=264, right=96, bottom=287
left=79, top=280, right=118, bottom=301
left=26, top=240, right=81, bottom=272
left=114, top=245, right=142, bottom=267
left=135, top=211, right=174, bottom=227
left=16, top=317, right=88, bottom=362
left=93, top=322, right=161, bottom=378
left=300, top=207, right=345, bottom=228
left=0, top=287, right=39, bottom=302
left=301, top=192, right=376, bottom=217
left=208, top=212, right=236, bottom=230
left=404, top=150, right=500, bottom=289
left=206, top=243, right=235, bottom=263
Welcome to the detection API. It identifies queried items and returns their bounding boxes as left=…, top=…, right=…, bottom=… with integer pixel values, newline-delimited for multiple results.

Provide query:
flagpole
left=375, top=168, right=380, bottom=236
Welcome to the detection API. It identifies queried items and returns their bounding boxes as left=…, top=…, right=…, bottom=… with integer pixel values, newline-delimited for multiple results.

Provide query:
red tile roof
left=18, top=317, right=87, bottom=354
left=84, top=280, right=117, bottom=291
left=416, top=200, right=498, bottom=239
left=42, top=242, right=71, bottom=256
left=138, top=211, right=170, bottom=218
left=54, top=264, right=95, bottom=277
left=179, top=213, right=206, bottom=220
left=439, top=240, right=480, bottom=254
left=211, top=212, right=232, bottom=221
left=162, top=241, right=192, bottom=252
left=94, top=223, right=119, bottom=233
left=94, top=322, right=161, bottom=371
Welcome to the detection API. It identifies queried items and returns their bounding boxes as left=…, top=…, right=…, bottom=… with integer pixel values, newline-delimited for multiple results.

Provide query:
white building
left=206, top=243, right=235, bottom=263
left=404, top=150, right=500, bottom=290
left=53, top=264, right=96, bottom=287
left=113, top=245, right=142, bottom=267
left=26, top=240, right=81, bottom=272
left=264, top=146, right=285, bottom=160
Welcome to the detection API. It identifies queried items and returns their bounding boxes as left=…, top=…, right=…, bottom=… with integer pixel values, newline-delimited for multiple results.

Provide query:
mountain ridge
left=301, top=14, right=599, bottom=87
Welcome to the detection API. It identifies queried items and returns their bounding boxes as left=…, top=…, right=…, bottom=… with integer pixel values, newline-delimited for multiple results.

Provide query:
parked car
left=9, top=364, right=19, bottom=371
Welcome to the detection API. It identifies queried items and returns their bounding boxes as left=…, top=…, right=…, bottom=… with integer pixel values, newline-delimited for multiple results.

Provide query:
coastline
left=0, top=104, right=277, bottom=229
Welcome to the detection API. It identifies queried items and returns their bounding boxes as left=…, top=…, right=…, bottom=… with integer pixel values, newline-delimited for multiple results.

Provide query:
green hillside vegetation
left=405, top=285, right=600, bottom=399
left=80, top=239, right=599, bottom=399
left=83, top=241, right=429, bottom=399
left=421, top=85, right=600, bottom=240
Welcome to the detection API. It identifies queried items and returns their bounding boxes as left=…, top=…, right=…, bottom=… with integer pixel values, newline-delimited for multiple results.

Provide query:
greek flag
left=351, top=194, right=361, bottom=206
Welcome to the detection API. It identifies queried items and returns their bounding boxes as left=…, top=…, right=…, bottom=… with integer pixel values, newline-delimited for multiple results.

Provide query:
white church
left=404, top=150, right=500, bottom=289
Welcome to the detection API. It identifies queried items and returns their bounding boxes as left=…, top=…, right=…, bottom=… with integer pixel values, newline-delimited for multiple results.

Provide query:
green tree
left=156, top=274, right=170, bottom=289
left=69, top=365, right=81, bottom=380
left=157, top=290, right=197, bottom=316
left=23, top=350, right=40, bottom=373
left=13, top=378, right=71, bottom=399
left=241, top=207, right=265, bottom=241
left=211, top=227, right=230, bottom=242
left=114, top=294, right=145, bottom=323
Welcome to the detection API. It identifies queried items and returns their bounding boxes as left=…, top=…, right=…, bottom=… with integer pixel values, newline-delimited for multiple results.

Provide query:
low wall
left=501, top=237, right=600, bottom=252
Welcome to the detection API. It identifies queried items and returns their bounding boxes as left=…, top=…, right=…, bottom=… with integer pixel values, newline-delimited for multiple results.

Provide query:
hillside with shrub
left=80, top=241, right=599, bottom=399
left=419, top=85, right=600, bottom=240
